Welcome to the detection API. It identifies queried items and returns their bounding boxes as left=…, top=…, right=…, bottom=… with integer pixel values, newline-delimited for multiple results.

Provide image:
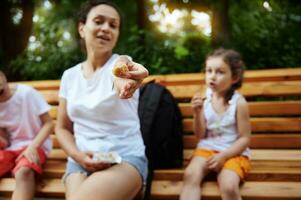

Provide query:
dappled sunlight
left=148, top=1, right=211, bottom=36
left=263, top=1, right=272, bottom=12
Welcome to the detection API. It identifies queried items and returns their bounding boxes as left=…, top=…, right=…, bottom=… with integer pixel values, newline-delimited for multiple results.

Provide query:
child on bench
left=0, top=70, right=54, bottom=200
left=180, top=48, right=251, bottom=200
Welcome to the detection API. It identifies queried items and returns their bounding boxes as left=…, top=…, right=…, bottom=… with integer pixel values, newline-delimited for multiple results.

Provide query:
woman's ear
left=78, top=22, right=85, bottom=39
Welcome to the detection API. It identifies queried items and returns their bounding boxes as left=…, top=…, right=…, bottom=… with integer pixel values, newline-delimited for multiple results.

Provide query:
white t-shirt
left=0, top=84, right=52, bottom=154
left=197, top=89, right=250, bottom=157
left=59, top=54, right=145, bottom=161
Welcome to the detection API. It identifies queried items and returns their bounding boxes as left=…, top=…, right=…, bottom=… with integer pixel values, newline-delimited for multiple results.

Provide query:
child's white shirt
left=197, top=89, right=251, bottom=157
left=0, top=84, right=52, bottom=154
left=59, top=54, right=145, bottom=162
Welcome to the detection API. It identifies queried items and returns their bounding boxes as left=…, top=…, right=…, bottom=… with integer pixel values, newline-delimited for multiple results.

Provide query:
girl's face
left=205, top=57, right=237, bottom=94
left=78, top=4, right=120, bottom=54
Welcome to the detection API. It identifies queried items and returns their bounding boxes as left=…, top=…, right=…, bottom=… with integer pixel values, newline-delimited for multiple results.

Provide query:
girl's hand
left=16, top=146, right=40, bottom=164
left=206, top=153, right=227, bottom=172
left=76, top=151, right=111, bottom=172
left=191, top=92, right=205, bottom=112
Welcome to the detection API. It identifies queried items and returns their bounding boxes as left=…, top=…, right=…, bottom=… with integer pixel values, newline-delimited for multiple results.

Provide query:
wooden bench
left=1, top=68, right=301, bottom=200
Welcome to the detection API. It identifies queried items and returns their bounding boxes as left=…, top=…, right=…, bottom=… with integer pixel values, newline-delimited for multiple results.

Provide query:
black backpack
left=138, top=81, right=183, bottom=199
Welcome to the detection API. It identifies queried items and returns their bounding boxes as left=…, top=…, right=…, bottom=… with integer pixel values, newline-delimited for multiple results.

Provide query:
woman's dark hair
left=77, top=0, right=123, bottom=27
left=206, top=48, right=245, bottom=102
left=76, top=0, right=123, bottom=51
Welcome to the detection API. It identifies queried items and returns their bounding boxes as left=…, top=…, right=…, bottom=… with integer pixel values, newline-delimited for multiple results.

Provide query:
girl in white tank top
left=180, top=49, right=251, bottom=200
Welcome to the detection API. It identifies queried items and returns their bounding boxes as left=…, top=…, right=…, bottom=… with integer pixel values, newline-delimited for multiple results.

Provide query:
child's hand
left=206, top=153, right=227, bottom=172
left=16, top=146, right=40, bottom=164
left=191, top=92, right=206, bottom=112
left=76, top=151, right=111, bottom=171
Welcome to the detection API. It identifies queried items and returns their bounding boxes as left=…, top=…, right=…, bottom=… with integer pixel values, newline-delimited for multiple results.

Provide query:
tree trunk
left=211, top=0, right=230, bottom=47
left=0, top=0, right=34, bottom=80
left=136, top=0, right=147, bottom=45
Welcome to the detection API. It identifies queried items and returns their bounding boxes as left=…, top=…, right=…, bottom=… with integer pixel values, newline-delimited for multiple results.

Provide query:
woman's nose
left=100, top=22, right=110, bottom=32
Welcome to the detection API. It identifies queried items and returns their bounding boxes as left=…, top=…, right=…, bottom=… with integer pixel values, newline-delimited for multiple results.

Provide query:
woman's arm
left=55, top=98, right=110, bottom=171
left=55, top=98, right=78, bottom=159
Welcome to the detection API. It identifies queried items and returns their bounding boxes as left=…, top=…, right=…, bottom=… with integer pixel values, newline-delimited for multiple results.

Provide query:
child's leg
left=11, top=147, right=46, bottom=200
left=11, top=167, right=35, bottom=200
left=180, top=156, right=209, bottom=200
left=217, top=169, right=241, bottom=200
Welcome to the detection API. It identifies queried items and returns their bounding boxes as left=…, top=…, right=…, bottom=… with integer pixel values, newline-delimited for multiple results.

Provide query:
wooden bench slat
left=183, top=134, right=301, bottom=149
left=166, top=81, right=301, bottom=99
left=183, top=118, right=301, bottom=132
left=151, top=181, right=301, bottom=200
left=41, top=160, right=301, bottom=181
left=48, top=149, right=301, bottom=162
left=51, top=133, right=301, bottom=149
left=179, top=101, right=301, bottom=117
left=50, top=101, right=301, bottom=119
left=1, top=178, right=301, bottom=199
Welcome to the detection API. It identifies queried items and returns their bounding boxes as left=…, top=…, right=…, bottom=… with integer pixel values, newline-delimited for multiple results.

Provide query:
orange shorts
left=194, top=149, right=251, bottom=180
left=0, top=147, right=46, bottom=177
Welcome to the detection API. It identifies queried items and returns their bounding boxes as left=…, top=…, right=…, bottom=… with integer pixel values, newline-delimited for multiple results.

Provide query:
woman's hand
left=206, top=153, right=227, bottom=172
left=114, top=56, right=149, bottom=80
left=75, top=151, right=112, bottom=172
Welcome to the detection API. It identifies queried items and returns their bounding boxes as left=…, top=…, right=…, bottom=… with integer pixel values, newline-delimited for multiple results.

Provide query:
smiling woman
left=54, top=1, right=149, bottom=200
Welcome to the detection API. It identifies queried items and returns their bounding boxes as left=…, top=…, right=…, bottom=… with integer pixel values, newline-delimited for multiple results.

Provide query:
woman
left=55, top=1, right=148, bottom=200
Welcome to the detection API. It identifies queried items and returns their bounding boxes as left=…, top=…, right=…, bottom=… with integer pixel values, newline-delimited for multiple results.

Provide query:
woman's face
left=78, top=4, right=120, bottom=54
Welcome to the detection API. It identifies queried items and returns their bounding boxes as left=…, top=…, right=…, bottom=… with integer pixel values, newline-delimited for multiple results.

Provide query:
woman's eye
left=110, top=23, right=117, bottom=29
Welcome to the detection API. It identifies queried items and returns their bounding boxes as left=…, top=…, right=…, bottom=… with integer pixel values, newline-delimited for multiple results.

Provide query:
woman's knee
left=14, top=167, right=34, bottom=181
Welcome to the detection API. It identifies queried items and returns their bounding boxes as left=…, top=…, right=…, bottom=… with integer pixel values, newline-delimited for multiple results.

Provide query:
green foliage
left=7, top=0, right=301, bottom=80
left=229, top=0, right=301, bottom=69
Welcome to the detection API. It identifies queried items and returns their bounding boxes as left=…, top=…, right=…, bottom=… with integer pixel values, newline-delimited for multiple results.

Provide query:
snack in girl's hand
left=93, top=152, right=122, bottom=164
left=112, top=63, right=129, bottom=77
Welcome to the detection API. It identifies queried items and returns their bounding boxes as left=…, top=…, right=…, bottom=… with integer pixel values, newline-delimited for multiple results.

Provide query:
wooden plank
left=1, top=179, right=301, bottom=199
left=156, top=68, right=301, bottom=86
left=151, top=181, right=301, bottom=200
left=183, top=134, right=301, bottom=149
left=167, top=81, right=301, bottom=99
left=41, top=160, right=301, bottom=181
left=183, top=118, right=301, bottom=133
left=179, top=101, right=301, bottom=117
left=48, top=149, right=301, bottom=162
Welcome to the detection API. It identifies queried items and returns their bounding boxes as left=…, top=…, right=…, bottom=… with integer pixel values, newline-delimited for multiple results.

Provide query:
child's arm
left=0, top=128, right=9, bottom=149
left=207, top=97, right=251, bottom=171
left=17, top=112, right=54, bottom=163
left=191, top=92, right=206, bottom=139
